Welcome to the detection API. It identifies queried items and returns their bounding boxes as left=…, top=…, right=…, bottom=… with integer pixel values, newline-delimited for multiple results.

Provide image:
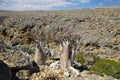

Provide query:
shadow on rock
left=0, top=60, right=19, bottom=80
left=11, top=61, right=40, bottom=79
left=0, top=60, right=40, bottom=80
left=73, top=63, right=89, bottom=72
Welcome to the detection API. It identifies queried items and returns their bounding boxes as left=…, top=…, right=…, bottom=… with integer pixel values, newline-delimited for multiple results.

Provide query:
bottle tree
left=59, top=27, right=81, bottom=69
left=34, top=39, right=46, bottom=65
left=33, top=29, right=47, bottom=65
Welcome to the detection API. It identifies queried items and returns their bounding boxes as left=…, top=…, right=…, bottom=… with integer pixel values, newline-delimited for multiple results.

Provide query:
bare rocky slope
left=0, top=7, right=120, bottom=54
left=0, top=6, right=120, bottom=80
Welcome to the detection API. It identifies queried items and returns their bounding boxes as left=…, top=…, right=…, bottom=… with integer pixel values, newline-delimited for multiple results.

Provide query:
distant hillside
left=0, top=6, right=120, bottom=55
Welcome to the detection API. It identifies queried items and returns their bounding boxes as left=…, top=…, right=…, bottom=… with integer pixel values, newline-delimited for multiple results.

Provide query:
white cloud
left=0, top=0, right=73, bottom=10
left=80, top=0, right=90, bottom=3
left=12, top=0, right=65, bottom=4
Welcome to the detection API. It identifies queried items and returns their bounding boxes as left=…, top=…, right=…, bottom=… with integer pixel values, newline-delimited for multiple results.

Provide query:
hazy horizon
left=0, top=0, right=120, bottom=11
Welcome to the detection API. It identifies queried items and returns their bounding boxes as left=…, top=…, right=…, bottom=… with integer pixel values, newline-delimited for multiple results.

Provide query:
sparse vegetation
left=20, top=45, right=34, bottom=54
left=75, top=52, right=120, bottom=79
left=0, top=6, right=120, bottom=80
left=4, top=44, right=11, bottom=49
left=0, top=40, right=11, bottom=52
left=75, top=53, right=85, bottom=64
left=75, top=52, right=98, bottom=65
left=90, top=58, right=120, bottom=79
left=43, top=75, right=60, bottom=80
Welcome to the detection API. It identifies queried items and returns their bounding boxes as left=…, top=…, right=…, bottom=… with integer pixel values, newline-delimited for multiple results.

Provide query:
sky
left=0, top=0, right=120, bottom=11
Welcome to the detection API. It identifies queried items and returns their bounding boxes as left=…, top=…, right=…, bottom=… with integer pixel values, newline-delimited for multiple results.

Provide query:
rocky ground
left=0, top=52, right=118, bottom=80
left=0, top=6, right=120, bottom=80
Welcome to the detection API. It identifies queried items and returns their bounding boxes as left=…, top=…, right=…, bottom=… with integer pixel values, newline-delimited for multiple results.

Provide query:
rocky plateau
left=0, top=6, right=120, bottom=80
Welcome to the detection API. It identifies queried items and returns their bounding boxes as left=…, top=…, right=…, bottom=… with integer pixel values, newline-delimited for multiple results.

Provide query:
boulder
left=63, top=72, right=70, bottom=77
left=50, top=61, right=60, bottom=69
left=69, top=67, right=80, bottom=77
left=50, top=49, right=60, bottom=60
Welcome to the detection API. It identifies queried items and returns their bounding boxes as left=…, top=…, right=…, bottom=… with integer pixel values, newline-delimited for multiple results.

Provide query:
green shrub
left=90, top=58, right=120, bottom=79
left=74, top=53, right=85, bottom=64
left=20, top=45, right=34, bottom=54
left=4, top=44, right=11, bottom=49
left=0, top=40, right=11, bottom=51
left=74, top=52, right=98, bottom=64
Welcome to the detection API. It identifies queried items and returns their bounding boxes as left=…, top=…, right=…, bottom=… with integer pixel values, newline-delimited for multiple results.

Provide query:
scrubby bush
left=20, top=45, right=34, bottom=54
left=90, top=58, right=120, bottom=79
left=4, top=44, right=11, bottom=49
left=44, top=76, right=58, bottom=80
left=75, top=52, right=98, bottom=64
left=74, top=53, right=85, bottom=64
left=0, top=40, right=12, bottom=52
left=75, top=52, right=120, bottom=79
left=42, top=74, right=60, bottom=80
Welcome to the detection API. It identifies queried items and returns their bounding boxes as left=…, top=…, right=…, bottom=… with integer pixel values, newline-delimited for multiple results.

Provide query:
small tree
left=32, top=29, right=47, bottom=65
left=34, top=40, right=46, bottom=65
left=60, top=40, right=72, bottom=69
left=59, top=27, right=81, bottom=69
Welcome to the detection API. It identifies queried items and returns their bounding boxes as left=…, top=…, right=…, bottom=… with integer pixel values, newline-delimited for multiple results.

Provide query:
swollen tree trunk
left=60, top=41, right=73, bottom=69
left=34, top=41, right=46, bottom=65
left=71, top=43, right=77, bottom=64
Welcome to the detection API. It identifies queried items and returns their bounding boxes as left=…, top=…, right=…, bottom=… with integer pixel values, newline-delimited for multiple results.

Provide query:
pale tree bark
left=60, top=40, right=78, bottom=69
left=60, top=41, right=73, bottom=69
left=58, top=26, right=80, bottom=69
left=34, top=41, right=46, bottom=65
left=71, top=43, right=77, bottom=64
